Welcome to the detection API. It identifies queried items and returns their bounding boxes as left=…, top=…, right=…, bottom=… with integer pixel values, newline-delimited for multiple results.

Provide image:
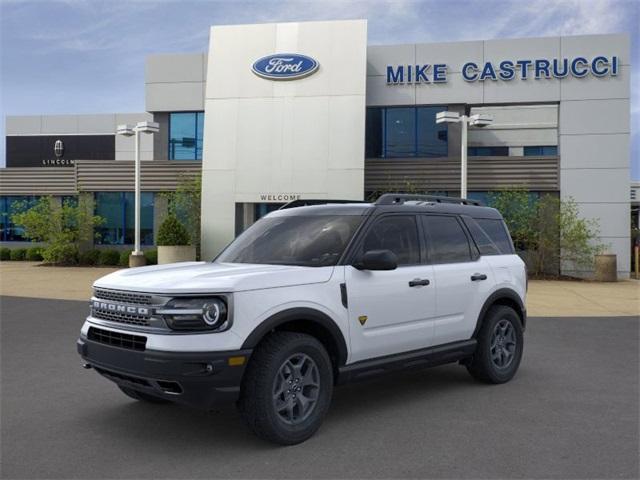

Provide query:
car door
left=422, top=214, right=494, bottom=345
left=345, top=214, right=436, bottom=363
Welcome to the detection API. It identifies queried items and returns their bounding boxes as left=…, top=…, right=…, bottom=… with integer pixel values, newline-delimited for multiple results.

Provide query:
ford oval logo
left=252, top=53, right=319, bottom=80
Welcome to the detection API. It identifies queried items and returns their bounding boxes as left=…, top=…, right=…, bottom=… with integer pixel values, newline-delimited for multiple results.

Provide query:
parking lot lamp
left=116, top=121, right=159, bottom=267
left=436, top=111, right=493, bottom=198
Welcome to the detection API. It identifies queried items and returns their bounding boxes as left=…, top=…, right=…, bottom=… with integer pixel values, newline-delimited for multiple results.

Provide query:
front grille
left=93, top=288, right=152, bottom=305
left=91, top=309, right=151, bottom=327
left=88, top=327, right=147, bottom=351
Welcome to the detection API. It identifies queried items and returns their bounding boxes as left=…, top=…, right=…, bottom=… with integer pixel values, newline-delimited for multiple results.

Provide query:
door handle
left=409, top=278, right=430, bottom=287
left=471, top=273, right=487, bottom=281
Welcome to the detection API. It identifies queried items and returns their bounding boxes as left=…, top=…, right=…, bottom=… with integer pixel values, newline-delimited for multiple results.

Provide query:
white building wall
left=200, top=20, right=367, bottom=259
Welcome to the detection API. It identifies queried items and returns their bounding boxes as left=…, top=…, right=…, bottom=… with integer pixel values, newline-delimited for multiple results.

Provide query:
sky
left=1, top=0, right=638, bottom=178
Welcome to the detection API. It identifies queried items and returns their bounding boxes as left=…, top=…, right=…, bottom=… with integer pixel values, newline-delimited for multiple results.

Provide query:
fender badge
left=358, top=315, right=368, bottom=326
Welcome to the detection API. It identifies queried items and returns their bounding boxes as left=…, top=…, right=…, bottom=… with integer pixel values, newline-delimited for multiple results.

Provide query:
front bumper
left=77, top=336, right=252, bottom=410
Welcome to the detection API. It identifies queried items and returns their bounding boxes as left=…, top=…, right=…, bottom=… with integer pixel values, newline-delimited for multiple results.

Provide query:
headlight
left=158, top=297, right=230, bottom=332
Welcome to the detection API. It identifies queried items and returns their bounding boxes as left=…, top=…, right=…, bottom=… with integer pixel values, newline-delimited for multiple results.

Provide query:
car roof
left=268, top=200, right=504, bottom=220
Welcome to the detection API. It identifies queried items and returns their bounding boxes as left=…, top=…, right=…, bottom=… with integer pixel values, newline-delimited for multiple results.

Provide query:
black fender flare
left=473, top=288, right=527, bottom=337
left=241, top=307, right=349, bottom=366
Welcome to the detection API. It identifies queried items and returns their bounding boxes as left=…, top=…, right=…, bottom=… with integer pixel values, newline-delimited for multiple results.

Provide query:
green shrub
left=98, top=250, right=120, bottom=266
left=10, top=196, right=104, bottom=265
left=119, top=250, right=131, bottom=267
left=0, top=248, right=10, bottom=261
left=144, top=249, right=158, bottom=265
left=42, top=244, right=79, bottom=265
left=157, top=214, right=190, bottom=246
left=26, top=247, right=43, bottom=261
left=79, top=249, right=101, bottom=266
left=10, top=248, right=27, bottom=261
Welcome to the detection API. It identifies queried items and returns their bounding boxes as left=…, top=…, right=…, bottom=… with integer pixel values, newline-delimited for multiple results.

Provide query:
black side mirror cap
left=353, top=249, right=398, bottom=271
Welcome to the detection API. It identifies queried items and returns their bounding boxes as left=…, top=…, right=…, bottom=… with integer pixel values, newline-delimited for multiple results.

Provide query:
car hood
left=93, top=262, right=335, bottom=294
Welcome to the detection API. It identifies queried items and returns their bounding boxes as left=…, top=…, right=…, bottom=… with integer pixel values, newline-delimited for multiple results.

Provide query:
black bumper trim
left=77, top=337, right=252, bottom=409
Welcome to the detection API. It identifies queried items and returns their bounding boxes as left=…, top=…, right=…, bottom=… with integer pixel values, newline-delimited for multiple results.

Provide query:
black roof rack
left=279, top=199, right=367, bottom=210
left=375, top=194, right=482, bottom=206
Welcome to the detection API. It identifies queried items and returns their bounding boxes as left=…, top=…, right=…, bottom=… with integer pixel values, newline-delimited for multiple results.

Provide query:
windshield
left=216, top=215, right=364, bottom=267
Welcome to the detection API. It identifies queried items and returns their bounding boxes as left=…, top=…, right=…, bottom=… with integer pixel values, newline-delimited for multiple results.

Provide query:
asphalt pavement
left=1, top=296, right=638, bottom=479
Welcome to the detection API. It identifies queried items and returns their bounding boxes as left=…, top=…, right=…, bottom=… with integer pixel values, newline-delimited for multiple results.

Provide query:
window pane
left=476, top=218, right=514, bottom=254
left=417, top=107, right=448, bottom=157
left=169, top=112, right=201, bottom=160
left=463, top=217, right=500, bottom=256
left=524, top=146, right=557, bottom=156
left=469, top=146, right=509, bottom=156
left=423, top=215, right=472, bottom=263
left=365, top=108, right=383, bottom=158
left=196, top=112, right=204, bottom=160
left=385, top=108, right=415, bottom=157
left=95, top=192, right=124, bottom=245
left=124, top=192, right=154, bottom=245
left=1, top=196, right=38, bottom=241
left=361, top=216, right=420, bottom=265
left=218, top=215, right=363, bottom=267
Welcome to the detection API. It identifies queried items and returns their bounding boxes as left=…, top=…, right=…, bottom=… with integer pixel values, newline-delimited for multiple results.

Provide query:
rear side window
left=422, top=215, right=472, bottom=264
left=463, top=218, right=501, bottom=256
left=475, top=218, right=514, bottom=254
left=360, top=215, right=420, bottom=265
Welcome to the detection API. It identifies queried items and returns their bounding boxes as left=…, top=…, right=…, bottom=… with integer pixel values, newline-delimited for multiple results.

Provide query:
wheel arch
left=472, top=288, right=527, bottom=338
left=241, top=307, right=349, bottom=371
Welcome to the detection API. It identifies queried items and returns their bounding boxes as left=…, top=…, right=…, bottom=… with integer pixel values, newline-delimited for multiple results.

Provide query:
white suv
left=78, top=194, right=527, bottom=445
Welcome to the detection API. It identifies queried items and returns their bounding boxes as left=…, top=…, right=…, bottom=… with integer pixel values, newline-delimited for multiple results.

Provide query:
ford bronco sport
left=78, top=194, right=526, bottom=445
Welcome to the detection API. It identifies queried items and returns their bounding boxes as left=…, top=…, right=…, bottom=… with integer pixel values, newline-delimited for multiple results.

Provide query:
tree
left=11, top=196, right=104, bottom=265
left=162, top=173, right=201, bottom=253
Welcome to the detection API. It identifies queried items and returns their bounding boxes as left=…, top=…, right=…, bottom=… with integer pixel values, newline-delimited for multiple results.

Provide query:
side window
left=360, top=215, right=420, bottom=266
left=463, top=217, right=501, bottom=256
left=476, top=218, right=515, bottom=254
left=422, top=215, right=472, bottom=264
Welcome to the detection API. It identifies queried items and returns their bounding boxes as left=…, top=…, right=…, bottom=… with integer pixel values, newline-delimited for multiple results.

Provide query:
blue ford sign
left=252, top=53, right=319, bottom=80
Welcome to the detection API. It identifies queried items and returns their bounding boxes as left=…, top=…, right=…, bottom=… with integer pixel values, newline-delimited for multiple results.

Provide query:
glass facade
left=0, top=196, right=39, bottom=241
left=168, top=112, right=204, bottom=160
left=468, top=146, right=509, bottom=156
left=524, top=146, right=558, bottom=156
left=94, top=192, right=154, bottom=245
left=366, top=106, right=448, bottom=158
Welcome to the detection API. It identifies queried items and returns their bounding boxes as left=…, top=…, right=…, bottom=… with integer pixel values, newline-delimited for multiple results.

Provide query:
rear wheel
left=238, top=331, right=333, bottom=445
left=118, top=385, right=170, bottom=404
left=466, top=305, right=523, bottom=384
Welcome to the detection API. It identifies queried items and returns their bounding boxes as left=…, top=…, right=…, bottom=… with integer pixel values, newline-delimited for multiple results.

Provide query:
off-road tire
left=466, top=305, right=523, bottom=384
left=118, top=385, right=171, bottom=404
left=238, top=331, right=334, bottom=445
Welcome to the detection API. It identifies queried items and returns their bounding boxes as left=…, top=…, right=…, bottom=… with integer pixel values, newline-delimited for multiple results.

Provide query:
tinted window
left=169, top=112, right=204, bottom=160
left=365, top=106, right=448, bottom=158
left=217, top=215, right=363, bottom=267
left=360, top=216, right=420, bottom=265
left=95, top=192, right=154, bottom=245
left=524, top=145, right=558, bottom=156
left=423, top=215, right=472, bottom=264
left=463, top=217, right=500, bottom=255
left=468, top=146, right=509, bottom=156
left=476, top=218, right=514, bottom=254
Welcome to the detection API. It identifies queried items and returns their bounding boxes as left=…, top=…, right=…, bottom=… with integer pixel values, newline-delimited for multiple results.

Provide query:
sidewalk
left=0, top=261, right=638, bottom=317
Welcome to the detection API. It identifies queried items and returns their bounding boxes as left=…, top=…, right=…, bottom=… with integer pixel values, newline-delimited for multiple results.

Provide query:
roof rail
left=279, top=199, right=367, bottom=210
left=375, top=194, right=482, bottom=206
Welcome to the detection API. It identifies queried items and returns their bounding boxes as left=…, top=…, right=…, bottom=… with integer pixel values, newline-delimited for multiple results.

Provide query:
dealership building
left=0, top=20, right=632, bottom=277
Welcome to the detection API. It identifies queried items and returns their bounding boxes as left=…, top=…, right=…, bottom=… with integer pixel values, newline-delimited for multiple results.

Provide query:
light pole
left=436, top=111, right=492, bottom=198
left=116, top=121, right=159, bottom=267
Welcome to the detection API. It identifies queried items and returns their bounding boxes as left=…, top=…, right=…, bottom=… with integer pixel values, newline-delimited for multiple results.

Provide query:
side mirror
left=354, top=249, right=398, bottom=271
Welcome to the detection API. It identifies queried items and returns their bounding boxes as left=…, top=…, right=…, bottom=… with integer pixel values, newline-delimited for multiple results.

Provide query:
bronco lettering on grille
left=92, top=300, right=149, bottom=316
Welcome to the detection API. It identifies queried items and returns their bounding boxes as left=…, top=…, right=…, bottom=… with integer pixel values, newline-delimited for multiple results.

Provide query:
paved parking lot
left=1, top=296, right=638, bottom=479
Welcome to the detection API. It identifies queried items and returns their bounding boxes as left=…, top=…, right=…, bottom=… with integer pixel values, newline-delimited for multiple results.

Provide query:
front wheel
left=238, top=332, right=334, bottom=445
left=466, top=305, right=524, bottom=384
